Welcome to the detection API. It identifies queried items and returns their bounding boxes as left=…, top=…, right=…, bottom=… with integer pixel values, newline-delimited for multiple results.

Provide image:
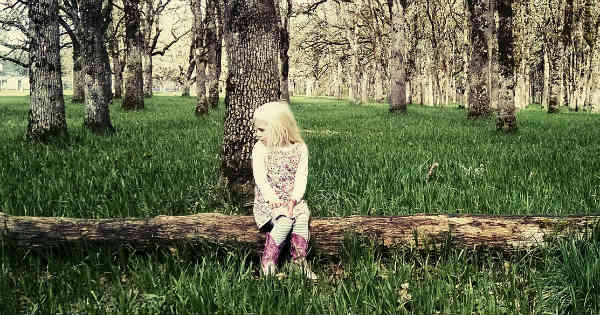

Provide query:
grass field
left=1, top=95, right=599, bottom=314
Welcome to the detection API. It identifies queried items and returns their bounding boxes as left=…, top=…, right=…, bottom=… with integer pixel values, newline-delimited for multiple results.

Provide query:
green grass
left=1, top=95, right=600, bottom=314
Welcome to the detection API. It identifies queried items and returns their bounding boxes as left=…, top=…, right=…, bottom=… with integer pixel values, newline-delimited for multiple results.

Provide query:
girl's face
left=255, top=119, right=268, bottom=144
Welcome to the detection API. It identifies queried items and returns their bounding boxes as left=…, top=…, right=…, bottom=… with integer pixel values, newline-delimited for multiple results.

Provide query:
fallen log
left=1, top=212, right=598, bottom=254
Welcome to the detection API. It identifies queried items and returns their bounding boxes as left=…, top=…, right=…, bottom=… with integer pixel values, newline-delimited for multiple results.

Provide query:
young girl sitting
left=252, top=100, right=317, bottom=280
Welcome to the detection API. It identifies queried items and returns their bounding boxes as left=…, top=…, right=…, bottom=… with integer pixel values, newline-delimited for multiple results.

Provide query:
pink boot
left=290, top=233, right=318, bottom=280
left=261, top=233, right=281, bottom=276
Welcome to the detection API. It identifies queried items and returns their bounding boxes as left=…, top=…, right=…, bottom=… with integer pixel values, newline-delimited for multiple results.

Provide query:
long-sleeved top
left=251, top=141, right=310, bottom=229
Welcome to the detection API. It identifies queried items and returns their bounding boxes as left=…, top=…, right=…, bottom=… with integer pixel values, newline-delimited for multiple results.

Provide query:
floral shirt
left=252, top=141, right=309, bottom=229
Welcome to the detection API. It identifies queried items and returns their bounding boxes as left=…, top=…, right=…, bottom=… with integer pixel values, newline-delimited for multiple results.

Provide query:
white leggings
left=270, top=212, right=310, bottom=245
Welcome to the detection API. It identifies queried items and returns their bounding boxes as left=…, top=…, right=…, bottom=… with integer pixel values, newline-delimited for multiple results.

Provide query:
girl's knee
left=275, top=216, right=294, bottom=227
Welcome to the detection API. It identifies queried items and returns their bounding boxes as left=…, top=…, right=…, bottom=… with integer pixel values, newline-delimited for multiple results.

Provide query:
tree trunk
left=194, top=0, right=209, bottom=116
left=2, top=212, right=598, bottom=254
left=221, top=0, right=280, bottom=196
left=180, top=38, right=196, bottom=97
left=495, top=0, right=517, bottom=132
left=591, top=51, right=600, bottom=112
left=335, top=59, right=343, bottom=99
left=123, top=0, right=145, bottom=110
left=348, top=27, right=361, bottom=105
left=463, top=5, right=471, bottom=109
left=467, top=0, right=492, bottom=118
left=542, top=43, right=550, bottom=110
left=277, top=0, right=291, bottom=102
left=548, top=36, right=563, bottom=113
left=79, top=0, right=115, bottom=135
left=488, top=0, right=499, bottom=111
left=206, top=0, right=222, bottom=107
left=142, top=0, right=153, bottom=98
left=108, top=12, right=124, bottom=99
left=389, top=0, right=407, bottom=114
left=71, top=46, right=85, bottom=103
left=26, top=0, right=67, bottom=141
left=361, top=67, right=369, bottom=103
left=143, top=54, right=153, bottom=98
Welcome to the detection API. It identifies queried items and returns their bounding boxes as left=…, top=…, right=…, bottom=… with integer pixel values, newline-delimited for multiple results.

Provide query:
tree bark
left=467, top=0, right=492, bottom=118
left=194, top=0, right=209, bottom=116
left=542, top=43, right=550, bottom=110
left=221, top=0, right=280, bottom=196
left=347, top=27, right=361, bottom=105
left=71, top=46, right=85, bottom=103
left=2, top=212, right=598, bottom=254
left=123, top=0, right=145, bottom=110
left=335, top=59, right=343, bottom=99
left=389, top=0, right=407, bottom=114
left=78, top=0, right=115, bottom=135
left=27, top=0, right=68, bottom=141
left=495, top=0, right=517, bottom=132
left=142, top=0, right=154, bottom=98
left=277, top=0, right=292, bottom=102
left=108, top=13, right=124, bottom=99
left=206, top=0, right=222, bottom=108
left=488, top=0, right=499, bottom=111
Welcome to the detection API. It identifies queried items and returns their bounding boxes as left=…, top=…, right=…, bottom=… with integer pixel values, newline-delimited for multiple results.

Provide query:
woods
left=1, top=0, right=598, bottom=142
left=1, top=1, right=600, bottom=313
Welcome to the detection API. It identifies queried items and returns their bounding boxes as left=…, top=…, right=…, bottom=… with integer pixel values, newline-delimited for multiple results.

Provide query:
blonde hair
left=253, top=101, right=304, bottom=149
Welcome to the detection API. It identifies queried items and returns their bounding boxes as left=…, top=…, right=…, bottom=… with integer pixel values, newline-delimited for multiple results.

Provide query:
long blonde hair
left=253, top=101, right=304, bottom=149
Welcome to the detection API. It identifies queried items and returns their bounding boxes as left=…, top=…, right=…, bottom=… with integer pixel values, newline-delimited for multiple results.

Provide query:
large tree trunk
left=27, top=0, right=67, bottom=141
left=194, top=0, right=209, bottom=116
left=78, top=0, right=115, bottom=135
left=71, top=46, right=85, bottom=103
left=221, top=0, right=280, bottom=196
left=389, top=0, right=407, bottom=114
left=122, top=0, right=145, bottom=110
left=467, top=0, right=492, bottom=118
left=495, top=0, right=517, bottom=132
left=2, top=212, right=598, bottom=254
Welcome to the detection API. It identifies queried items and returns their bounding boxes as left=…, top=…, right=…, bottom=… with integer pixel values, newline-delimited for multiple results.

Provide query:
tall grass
left=1, top=95, right=599, bottom=314
left=1, top=96, right=599, bottom=218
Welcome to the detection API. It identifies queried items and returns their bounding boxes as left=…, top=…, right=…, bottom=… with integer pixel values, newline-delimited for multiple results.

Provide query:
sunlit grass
left=1, top=95, right=599, bottom=314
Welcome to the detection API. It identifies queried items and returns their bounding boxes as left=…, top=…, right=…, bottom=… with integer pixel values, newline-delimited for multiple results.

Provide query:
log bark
left=1, top=212, right=598, bottom=254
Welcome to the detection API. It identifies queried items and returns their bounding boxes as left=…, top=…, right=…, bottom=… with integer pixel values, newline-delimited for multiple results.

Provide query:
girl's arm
left=252, top=142, right=281, bottom=204
left=290, top=143, right=308, bottom=203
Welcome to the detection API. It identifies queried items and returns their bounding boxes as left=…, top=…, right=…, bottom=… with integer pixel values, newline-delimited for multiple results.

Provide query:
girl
left=252, top=100, right=317, bottom=280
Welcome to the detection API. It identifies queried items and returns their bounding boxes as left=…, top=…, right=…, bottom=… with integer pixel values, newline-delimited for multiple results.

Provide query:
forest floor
left=1, top=95, right=599, bottom=314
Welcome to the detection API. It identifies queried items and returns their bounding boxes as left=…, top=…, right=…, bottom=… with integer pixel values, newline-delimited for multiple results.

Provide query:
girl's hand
left=270, top=201, right=285, bottom=209
left=287, top=200, right=297, bottom=217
